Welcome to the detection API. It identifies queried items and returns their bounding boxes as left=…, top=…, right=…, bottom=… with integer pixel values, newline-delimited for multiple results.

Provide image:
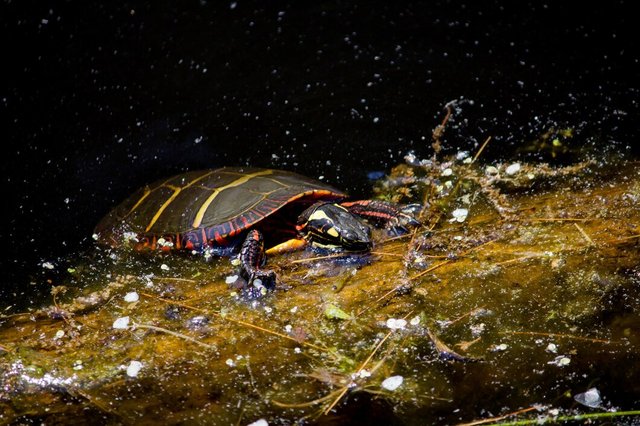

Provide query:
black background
left=2, top=1, right=638, bottom=303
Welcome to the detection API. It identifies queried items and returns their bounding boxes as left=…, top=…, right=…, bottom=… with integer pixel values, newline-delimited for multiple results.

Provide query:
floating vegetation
left=2, top=104, right=640, bottom=424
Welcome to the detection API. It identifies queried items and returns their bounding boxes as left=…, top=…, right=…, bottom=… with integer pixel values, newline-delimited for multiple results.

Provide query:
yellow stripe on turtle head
left=326, top=227, right=339, bottom=238
left=308, top=209, right=332, bottom=222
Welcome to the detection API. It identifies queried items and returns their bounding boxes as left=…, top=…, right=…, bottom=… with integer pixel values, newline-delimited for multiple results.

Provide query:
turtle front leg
left=340, top=200, right=421, bottom=234
left=238, top=229, right=276, bottom=290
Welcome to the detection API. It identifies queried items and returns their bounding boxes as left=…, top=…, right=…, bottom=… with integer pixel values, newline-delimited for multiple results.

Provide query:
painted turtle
left=95, top=167, right=418, bottom=289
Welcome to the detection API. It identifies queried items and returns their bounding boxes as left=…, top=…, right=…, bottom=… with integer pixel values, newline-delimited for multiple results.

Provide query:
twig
left=499, top=330, right=619, bottom=344
left=139, top=292, right=330, bottom=353
left=410, top=259, right=452, bottom=280
left=472, top=136, right=493, bottom=163
left=573, top=223, right=594, bottom=245
left=322, top=329, right=395, bottom=415
left=288, top=253, right=356, bottom=264
left=152, top=277, right=197, bottom=283
left=474, top=410, right=640, bottom=426
left=431, top=104, right=453, bottom=154
left=133, top=323, right=217, bottom=350
left=369, top=251, right=405, bottom=258
left=456, top=406, right=538, bottom=426
left=602, top=233, right=640, bottom=245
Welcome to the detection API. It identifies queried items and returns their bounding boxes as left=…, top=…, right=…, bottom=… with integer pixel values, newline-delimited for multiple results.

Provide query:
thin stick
left=492, top=255, right=540, bottom=267
left=448, top=306, right=486, bottom=326
left=521, top=217, right=592, bottom=222
left=456, top=406, right=537, bottom=426
left=500, top=330, right=617, bottom=344
left=573, top=223, right=594, bottom=245
left=272, top=389, right=342, bottom=408
left=323, top=330, right=395, bottom=415
left=602, top=233, right=640, bottom=244
left=410, top=259, right=451, bottom=280
left=288, top=253, right=353, bottom=264
left=369, top=251, right=405, bottom=258
left=472, top=410, right=640, bottom=426
left=133, top=323, right=217, bottom=350
left=139, top=292, right=329, bottom=352
left=472, top=136, right=493, bottom=163
left=152, top=277, right=197, bottom=283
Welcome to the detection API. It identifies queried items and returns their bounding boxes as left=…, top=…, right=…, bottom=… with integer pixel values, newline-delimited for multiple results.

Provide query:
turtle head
left=297, top=202, right=372, bottom=252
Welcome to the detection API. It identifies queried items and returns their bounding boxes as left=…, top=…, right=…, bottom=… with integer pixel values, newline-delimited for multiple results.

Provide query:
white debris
left=124, top=291, right=139, bottom=303
left=574, top=387, right=602, bottom=408
left=450, top=208, right=469, bottom=223
left=404, top=152, right=418, bottom=165
left=358, top=369, right=372, bottom=379
left=284, top=324, right=293, bottom=333
left=470, top=323, right=486, bottom=337
left=294, top=347, right=302, bottom=354
left=290, top=306, right=298, bottom=313
left=92, top=233, right=99, bottom=240
left=490, top=343, right=509, bottom=352
left=54, top=330, right=65, bottom=340
left=42, top=262, right=55, bottom=270
left=505, top=163, right=521, bottom=175
left=157, top=238, right=174, bottom=248
left=246, top=419, right=268, bottom=426
left=485, top=165, right=499, bottom=175
left=225, top=358, right=236, bottom=367
left=225, top=275, right=239, bottom=284
left=441, top=168, right=453, bottom=177
left=410, top=315, right=421, bottom=326
left=112, top=316, right=130, bottom=330
left=73, top=360, right=83, bottom=370
left=545, top=343, right=558, bottom=353
left=123, top=231, right=139, bottom=243
left=386, top=318, right=407, bottom=330
left=456, top=151, right=470, bottom=161
left=547, top=355, right=571, bottom=367
left=381, top=375, right=404, bottom=391
left=126, top=360, right=143, bottom=377
left=160, top=264, right=170, bottom=271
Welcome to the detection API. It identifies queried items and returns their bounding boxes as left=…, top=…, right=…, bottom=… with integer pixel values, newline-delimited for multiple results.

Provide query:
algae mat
left=2, top=159, right=640, bottom=425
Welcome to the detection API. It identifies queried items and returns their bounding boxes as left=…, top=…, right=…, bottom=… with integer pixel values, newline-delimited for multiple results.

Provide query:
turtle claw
left=249, top=270, right=277, bottom=290
left=388, top=214, right=422, bottom=236
left=238, top=229, right=277, bottom=294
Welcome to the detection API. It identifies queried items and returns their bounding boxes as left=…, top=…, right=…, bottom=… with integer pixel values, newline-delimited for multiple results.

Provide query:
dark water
left=2, top=1, right=638, bottom=305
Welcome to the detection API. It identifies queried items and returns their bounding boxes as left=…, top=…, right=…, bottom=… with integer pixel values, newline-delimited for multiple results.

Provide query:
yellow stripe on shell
left=143, top=171, right=215, bottom=232
left=191, top=169, right=274, bottom=228
left=128, top=186, right=151, bottom=215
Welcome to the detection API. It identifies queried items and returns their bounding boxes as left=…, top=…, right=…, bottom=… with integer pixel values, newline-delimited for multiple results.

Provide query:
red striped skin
left=341, top=200, right=411, bottom=228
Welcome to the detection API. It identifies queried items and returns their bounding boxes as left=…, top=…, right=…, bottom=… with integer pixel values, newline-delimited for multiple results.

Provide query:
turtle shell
left=95, top=167, right=346, bottom=251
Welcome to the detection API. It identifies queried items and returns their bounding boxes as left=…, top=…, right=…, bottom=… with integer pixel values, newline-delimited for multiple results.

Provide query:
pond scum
left=2, top=109, right=640, bottom=425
